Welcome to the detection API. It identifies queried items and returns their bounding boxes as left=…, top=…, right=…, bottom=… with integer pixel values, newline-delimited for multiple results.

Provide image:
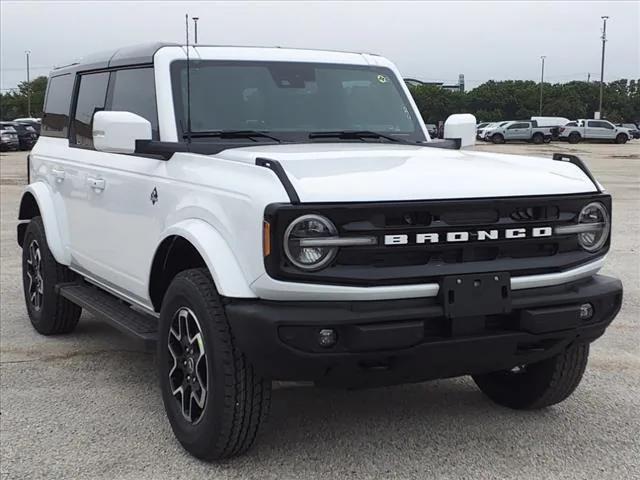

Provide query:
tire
left=543, top=135, right=552, bottom=144
left=158, top=268, right=271, bottom=460
left=472, top=343, right=589, bottom=410
left=491, top=133, right=505, bottom=144
left=21, top=216, right=81, bottom=335
left=532, top=133, right=544, bottom=144
left=568, top=132, right=581, bottom=144
left=615, top=133, right=628, bottom=144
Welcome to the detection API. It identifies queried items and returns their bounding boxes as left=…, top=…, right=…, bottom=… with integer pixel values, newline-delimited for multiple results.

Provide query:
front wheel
left=615, top=133, right=628, bottom=144
left=472, top=343, right=589, bottom=410
left=158, top=268, right=271, bottom=460
left=491, top=133, right=505, bottom=144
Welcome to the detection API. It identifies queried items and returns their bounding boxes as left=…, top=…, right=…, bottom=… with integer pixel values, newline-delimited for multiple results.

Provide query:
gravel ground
left=1, top=142, right=639, bottom=480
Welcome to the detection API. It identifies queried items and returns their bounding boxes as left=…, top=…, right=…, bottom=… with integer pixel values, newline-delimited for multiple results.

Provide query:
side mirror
left=93, top=111, right=152, bottom=154
left=444, top=113, right=477, bottom=148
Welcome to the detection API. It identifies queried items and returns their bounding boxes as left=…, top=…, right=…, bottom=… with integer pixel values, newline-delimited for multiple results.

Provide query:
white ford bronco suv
left=18, top=43, right=623, bottom=460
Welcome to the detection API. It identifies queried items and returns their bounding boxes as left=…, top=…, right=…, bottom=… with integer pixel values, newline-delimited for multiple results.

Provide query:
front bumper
left=18, top=136, right=37, bottom=150
left=225, top=274, right=622, bottom=387
left=0, top=140, right=19, bottom=151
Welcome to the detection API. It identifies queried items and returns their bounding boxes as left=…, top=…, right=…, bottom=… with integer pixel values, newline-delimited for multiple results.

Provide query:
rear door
left=30, top=73, right=76, bottom=257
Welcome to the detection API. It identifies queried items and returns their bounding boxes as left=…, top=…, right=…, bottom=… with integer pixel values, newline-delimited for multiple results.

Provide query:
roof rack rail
left=52, top=62, right=80, bottom=70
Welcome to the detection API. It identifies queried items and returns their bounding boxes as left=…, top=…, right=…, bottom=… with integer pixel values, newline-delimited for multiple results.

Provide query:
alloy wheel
left=167, top=307, right=208, bottom=424
left=25, top=239, right=43, bottom=311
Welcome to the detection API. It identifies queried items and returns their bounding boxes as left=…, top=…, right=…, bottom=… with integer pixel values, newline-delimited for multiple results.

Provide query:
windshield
left=171, top=60, right=425, bottom=143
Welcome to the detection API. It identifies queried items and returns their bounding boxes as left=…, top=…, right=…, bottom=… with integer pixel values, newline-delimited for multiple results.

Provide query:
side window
left=41, top=74, right=74, bottom=138
left=72, top=72, right=109, bottom=147
left=565, top=122, right=577, bottom=127
left=588, top=120, right=613, bottom=129
left=508, top=123, right=528, bottom=129
left=107, top=68, right=159, bottom=139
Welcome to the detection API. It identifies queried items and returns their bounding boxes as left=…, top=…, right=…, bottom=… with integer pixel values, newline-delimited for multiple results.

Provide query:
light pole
left=598, top=16, right=609, bottom=117
left=539, top=56, right=545, bottom=116
left=192, top=17, right=199, bottom=44
left=25, top=50, right=31, bottom=117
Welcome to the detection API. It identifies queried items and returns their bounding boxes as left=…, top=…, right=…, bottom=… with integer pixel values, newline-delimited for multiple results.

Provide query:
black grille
left=264, top=193, right=610, bottom=286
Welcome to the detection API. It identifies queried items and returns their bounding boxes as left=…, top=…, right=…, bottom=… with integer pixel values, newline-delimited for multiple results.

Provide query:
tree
left=408, top=78, right=640, bottom=124
left=0, top=76, right=48, bottom=120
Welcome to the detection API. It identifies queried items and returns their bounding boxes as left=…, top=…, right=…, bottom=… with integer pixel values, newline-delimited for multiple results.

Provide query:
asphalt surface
left=1, top=142, right=639, bottom=479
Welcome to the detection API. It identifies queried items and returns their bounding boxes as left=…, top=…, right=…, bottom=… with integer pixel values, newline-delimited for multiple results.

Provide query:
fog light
left=318, top=328, right=337, bottom=348
left=579, top=303, right=594, bottom=320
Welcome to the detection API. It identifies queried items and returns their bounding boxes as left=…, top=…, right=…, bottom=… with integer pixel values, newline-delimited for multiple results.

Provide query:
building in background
left=404, top=74, right=465, bottom=92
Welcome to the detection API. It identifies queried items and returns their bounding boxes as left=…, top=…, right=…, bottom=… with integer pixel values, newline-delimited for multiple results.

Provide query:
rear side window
left=72, top=72, right=109, bottom=147
left=41, top=74, right=74, bottom=137
left=107, top=68, right=159, bottom=139
left=588, top=120, right=614, bottom=129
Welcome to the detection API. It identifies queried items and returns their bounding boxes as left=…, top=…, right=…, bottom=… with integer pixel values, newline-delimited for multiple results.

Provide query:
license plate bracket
left=442, top=272, right=511, bottom=318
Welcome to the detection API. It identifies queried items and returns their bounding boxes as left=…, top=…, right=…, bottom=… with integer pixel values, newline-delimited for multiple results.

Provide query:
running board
left=57, top=282, right=158, bottom=350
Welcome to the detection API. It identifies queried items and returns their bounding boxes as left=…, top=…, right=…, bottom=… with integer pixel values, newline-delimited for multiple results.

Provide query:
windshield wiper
left=184, top=130, right=282, bottom=142
left=308, top=130, right=407, bottom=143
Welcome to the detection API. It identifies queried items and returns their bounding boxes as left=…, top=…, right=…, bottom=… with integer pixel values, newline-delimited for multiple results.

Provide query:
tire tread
left=473, top=343, right=589, bottom=410
left=169, top=268, right=270, bottom=460
left=23, top=217, right=81, bottom=335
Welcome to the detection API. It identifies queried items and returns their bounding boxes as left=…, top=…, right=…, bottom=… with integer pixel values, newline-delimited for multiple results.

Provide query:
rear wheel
left=615, top=133, right=628, bottom=144
left=568, top=132, right=581, bottom=144
left=158, top=268, right=271, bottom=460
left=21, top=216, right=81, bottom=335
left=532, top=132, right=544, bottom=144
left=491, top=133, right=505, bottom=144
left=472, top=343, right=589, bottom=410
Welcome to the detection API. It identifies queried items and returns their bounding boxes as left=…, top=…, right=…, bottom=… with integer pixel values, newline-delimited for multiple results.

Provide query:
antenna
left=185, top=13, right=192, bottom=147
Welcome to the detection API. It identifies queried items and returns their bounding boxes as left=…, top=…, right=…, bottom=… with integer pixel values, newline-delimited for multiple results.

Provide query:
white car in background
left=477, top=121, right=509, bottom=140
left=559, top=119, right=632, bottom=144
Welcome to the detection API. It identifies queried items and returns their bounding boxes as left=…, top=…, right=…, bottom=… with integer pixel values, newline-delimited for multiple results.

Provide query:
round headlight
left=283, top=214, right=338, bottom=271
left=577, top=202, right=610, bottom=252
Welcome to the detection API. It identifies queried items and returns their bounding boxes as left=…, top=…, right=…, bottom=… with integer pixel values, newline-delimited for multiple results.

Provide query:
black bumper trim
left=225, top=274, right=622, bottom=386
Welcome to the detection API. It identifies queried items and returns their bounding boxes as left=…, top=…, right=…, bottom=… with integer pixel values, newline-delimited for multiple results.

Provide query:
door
left=62, top=71, right=110, bottom=279
left=65, top=67, right=164, bottom=304
left=31, top=73, right=77, bottom=259
left=586, top=120, right=614, bottom=139
left=505, top=122, right=529, bottom=140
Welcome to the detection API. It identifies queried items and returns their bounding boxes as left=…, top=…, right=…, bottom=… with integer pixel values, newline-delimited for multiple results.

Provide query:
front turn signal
left=263, top=221, right=271, bottom=257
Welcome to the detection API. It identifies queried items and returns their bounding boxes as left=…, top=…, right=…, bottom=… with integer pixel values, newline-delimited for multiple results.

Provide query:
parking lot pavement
left=1, top=143, right=639, bottom=480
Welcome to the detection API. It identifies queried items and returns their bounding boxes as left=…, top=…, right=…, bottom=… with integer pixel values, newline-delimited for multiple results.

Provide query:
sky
left=1, top=0, right=638, bottom=92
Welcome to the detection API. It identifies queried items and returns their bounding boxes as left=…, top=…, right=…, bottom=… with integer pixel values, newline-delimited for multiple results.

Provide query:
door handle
left=51, top=168, right=65, bottom=182
left=87, top=177, right=106, bottom=192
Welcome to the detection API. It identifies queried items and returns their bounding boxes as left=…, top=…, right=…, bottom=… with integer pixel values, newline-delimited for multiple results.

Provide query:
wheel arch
left=17, top=184, right=71, bottom=265
left=148, top=219, right=256, bottom=312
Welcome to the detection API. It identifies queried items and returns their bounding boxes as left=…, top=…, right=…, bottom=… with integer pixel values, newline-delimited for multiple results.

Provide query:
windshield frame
left=169, top=60, right=427, bottom=145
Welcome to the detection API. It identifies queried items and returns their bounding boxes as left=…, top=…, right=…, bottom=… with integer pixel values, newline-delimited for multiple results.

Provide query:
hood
left=216, top=143, right=598, bottom=203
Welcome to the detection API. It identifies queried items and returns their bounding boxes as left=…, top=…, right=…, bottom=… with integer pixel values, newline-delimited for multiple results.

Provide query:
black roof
left=52, top=42, right=178, bottom=76
left=50, top=43, right=380, bottom=77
